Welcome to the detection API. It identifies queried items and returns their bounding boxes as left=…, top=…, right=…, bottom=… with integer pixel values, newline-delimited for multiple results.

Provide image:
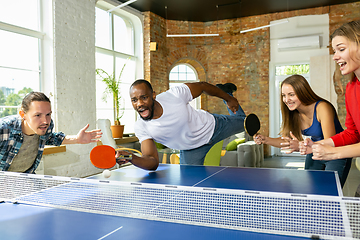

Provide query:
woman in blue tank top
left=254, top=75, right=351, bottom=187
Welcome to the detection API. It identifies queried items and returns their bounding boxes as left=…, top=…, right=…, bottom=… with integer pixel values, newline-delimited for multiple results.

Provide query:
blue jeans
left=180, top=103, right=246, bottom=165
left=305, top=153, right=352, bottom=187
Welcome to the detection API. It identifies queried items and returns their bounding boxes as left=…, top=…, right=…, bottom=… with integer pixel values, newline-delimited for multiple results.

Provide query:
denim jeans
left=180, top=103, right=246, bottom=165
left=305, top=153, right=352, bottom=187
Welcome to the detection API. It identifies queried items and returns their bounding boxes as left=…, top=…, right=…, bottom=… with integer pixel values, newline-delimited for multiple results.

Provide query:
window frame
left=169, top=63, right=200, bottom=109
left=95, top=2, right=143, bottom=133
left=0, top=0, right=45, bottom=117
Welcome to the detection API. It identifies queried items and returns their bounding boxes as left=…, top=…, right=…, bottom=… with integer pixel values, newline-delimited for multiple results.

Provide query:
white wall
left=310, top=55, right=337, bottom=109
left=270, top=14, right=329, bottom=64
left=269, top=14, right=333, bottom=156
left=42, top=0, right=99, bottom=177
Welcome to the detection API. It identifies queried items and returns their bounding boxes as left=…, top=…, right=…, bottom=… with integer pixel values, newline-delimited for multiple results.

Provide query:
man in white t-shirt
left=116, top=80, right=245, bottom=170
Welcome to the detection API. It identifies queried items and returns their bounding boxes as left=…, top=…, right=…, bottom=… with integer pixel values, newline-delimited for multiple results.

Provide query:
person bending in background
left=0, top=92, right=102, bottom=173
left=300, top=20, right=360, bottom=195
left=254, top=75, right=351, bottom=187
left=116, top=80, right=246, bottom=170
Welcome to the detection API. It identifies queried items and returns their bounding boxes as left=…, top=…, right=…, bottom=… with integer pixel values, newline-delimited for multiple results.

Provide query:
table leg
left=162, top=153, right=168, bottom=164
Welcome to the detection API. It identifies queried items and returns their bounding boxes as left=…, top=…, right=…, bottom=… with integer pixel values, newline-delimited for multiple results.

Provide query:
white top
left=134, top=84, right=215, bottom=150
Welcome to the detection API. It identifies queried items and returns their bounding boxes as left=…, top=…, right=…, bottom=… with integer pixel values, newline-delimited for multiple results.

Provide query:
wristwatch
left=117, top=154, right=132, bottom=161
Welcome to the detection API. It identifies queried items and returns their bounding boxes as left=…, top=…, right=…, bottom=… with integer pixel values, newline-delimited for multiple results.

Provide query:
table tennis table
left=0, top=164, right=358, bottom=240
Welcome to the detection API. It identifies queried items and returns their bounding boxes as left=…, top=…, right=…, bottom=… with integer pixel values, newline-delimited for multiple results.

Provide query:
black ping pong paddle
left=244, top=113, right=260, bottom=137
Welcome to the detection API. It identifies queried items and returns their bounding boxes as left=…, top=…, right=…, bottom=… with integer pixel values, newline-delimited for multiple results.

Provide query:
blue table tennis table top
left=0, top=164, right=342, bottom=240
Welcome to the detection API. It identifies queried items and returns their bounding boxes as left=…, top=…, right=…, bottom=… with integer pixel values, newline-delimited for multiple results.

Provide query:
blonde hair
left=331, top=20, right=360, bottom=91
left=331, top=20, right=360, bottom=46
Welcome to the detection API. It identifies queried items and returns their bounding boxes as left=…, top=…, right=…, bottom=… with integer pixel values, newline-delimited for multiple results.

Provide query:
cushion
left=155, top=142, right=166, bottom=149
left=225, top=138, right=246, bottom=151
left=234, top=132, right=246, bottom=139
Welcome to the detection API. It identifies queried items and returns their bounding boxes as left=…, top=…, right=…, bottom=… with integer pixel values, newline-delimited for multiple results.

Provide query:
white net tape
left=1, top=171, right=360, bottom=240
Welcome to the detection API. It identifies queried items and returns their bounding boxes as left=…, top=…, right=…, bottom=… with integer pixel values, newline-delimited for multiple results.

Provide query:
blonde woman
left=300, top=20, right=360, bottom=195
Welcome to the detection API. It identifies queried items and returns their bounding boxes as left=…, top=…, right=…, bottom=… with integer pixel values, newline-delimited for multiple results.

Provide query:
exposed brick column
left=143, top=12, right=168, bottom=94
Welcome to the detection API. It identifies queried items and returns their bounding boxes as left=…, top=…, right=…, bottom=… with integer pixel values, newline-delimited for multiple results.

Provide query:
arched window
left=169, top=64, right=200, bottom=109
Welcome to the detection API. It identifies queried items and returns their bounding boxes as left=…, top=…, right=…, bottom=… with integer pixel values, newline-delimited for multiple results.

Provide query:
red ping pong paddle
left=244, top=113, right=260, bottom=137
left=90, top=145, right=117, bottom=169
left=90, top=145, right=135, bottom=169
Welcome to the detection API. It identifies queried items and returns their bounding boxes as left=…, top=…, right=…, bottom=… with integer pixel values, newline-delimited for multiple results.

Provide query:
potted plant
left=96, top=59, right=129, bottom=138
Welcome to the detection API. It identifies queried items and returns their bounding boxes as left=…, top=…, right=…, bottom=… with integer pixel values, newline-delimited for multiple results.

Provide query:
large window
left=275, top=64, right=310, bottom=76
left=0, top=0, right=42, bottom=117
left=95, top=5, right=141, bottom=133
left=169, top=64, right=199, bottom=109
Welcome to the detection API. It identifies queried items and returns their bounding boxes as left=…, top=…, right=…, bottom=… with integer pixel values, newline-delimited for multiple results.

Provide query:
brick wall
left=144, top=2, right=360, bottom=157
left=143, top=12, right=168, bottom=94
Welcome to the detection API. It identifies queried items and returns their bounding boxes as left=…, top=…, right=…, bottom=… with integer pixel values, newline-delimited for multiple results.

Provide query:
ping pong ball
left=102, top=170, right=111, bottom=178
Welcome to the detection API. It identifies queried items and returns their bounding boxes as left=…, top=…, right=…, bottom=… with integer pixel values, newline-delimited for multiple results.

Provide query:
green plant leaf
left=95, top=58, right=130, bottom=124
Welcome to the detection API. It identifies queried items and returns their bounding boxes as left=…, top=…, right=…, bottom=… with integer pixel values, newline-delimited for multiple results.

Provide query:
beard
left=139, top=100, right=155, bottom=121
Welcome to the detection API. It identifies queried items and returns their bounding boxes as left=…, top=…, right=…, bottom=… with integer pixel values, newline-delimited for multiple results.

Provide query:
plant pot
left=110, top=125, right=125, bottom=139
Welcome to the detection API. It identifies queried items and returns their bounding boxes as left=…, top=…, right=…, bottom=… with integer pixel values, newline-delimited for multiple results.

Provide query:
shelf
left=43, top=145, right=66, bottom=155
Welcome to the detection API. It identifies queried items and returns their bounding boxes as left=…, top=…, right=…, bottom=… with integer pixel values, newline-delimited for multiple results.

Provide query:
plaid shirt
left=0, top=115, right=65, bottom=173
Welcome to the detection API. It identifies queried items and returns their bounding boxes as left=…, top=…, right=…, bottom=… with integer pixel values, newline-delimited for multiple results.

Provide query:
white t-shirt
left=134, top=84, right=215, bottom=150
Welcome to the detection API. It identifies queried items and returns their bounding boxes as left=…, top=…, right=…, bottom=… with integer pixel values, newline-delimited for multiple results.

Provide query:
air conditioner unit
left=277, top=36, right=320, bottom=51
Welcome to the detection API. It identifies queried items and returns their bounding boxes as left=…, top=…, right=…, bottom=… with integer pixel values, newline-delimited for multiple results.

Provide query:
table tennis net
left=1, top=171, right=360, bottom=240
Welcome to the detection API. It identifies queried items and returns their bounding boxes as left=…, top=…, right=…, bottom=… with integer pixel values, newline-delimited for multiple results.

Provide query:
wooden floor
left=263, top=156, right=360, bottom=197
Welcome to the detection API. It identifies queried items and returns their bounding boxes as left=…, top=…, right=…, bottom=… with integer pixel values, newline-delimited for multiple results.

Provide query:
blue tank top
left=301, top=101, right=343, bottom=142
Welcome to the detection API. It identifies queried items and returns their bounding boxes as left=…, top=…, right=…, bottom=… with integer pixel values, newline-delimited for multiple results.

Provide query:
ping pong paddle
left=90, top=145, right=137, bottom=169
left=244, top=113, right=260, bottom=137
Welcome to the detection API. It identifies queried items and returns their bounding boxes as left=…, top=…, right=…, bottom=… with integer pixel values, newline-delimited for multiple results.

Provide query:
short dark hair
left=21, top=92, right=50, bottom=113
left=130, top=79, right=153, bottom=92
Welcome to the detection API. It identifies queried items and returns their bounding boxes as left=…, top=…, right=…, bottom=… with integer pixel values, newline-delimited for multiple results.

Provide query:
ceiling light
left=107, top=0, right=137, bottom=12
left=166, top=34, right=220, bottom=37
left=240, top=19, right=289, bottom=33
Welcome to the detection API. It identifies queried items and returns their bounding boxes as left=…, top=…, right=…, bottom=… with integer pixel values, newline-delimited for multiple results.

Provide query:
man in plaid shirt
left=0, top=92, right=102, bottom=173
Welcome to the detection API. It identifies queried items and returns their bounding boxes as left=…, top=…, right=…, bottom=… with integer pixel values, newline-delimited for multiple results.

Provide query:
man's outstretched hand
left=76, top=124, right=102, bottom=144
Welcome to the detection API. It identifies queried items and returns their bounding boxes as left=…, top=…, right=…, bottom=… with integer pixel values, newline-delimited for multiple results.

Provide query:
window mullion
left=0, top=21, right=44, bottom=39
left=110, top=13, right=116, bottom=76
